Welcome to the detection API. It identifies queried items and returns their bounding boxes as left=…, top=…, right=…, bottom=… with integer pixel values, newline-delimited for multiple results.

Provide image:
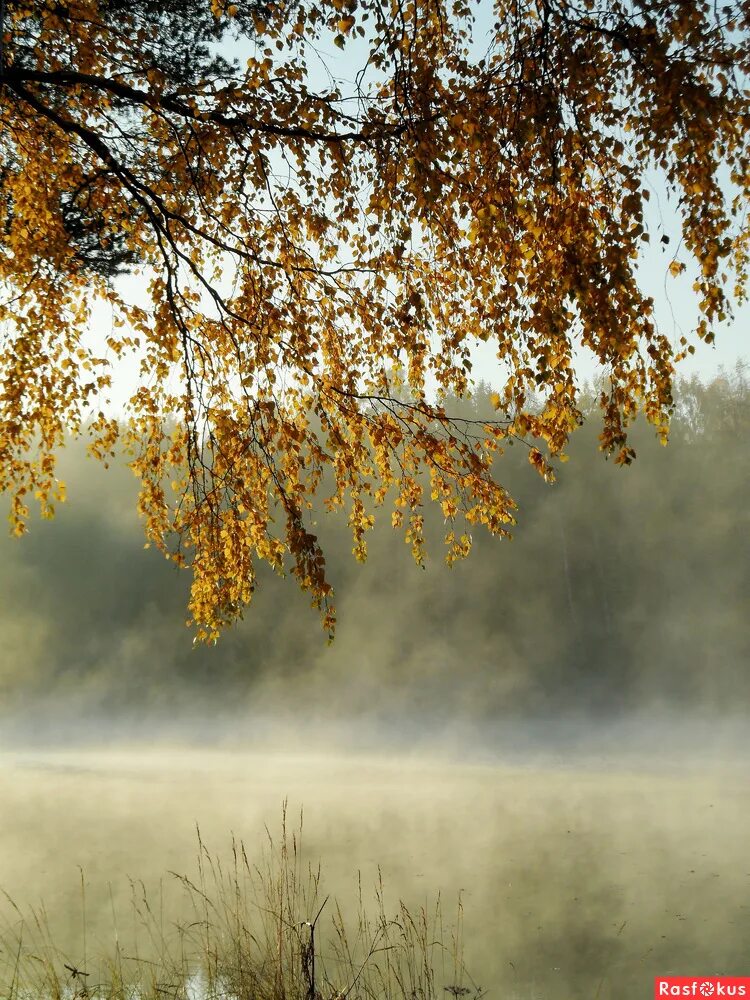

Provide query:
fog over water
left=1, top=372, right=749, bottom=999
left=2, top=746, right=750, bottom=1000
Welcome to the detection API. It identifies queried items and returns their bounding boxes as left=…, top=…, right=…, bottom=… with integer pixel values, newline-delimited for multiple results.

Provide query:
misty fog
left=1, top=367, right=749, bottom=1000
left=1, top=368, right=748, bottom=744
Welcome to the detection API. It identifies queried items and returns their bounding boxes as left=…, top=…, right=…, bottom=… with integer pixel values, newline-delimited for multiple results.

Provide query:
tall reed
left=0, top=807, right=483, bottom=1000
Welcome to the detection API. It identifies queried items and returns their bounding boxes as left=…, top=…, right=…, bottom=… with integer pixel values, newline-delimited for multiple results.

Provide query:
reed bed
left=0, top=807, right=483, bottom=1000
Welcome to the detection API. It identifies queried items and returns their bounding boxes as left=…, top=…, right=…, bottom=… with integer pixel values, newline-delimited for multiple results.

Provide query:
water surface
left=1, top=746, right=748, bottom=1000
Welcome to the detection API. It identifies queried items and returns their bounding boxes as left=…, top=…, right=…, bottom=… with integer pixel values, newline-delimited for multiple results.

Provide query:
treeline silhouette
left=1, top=364, right=748, bottom=739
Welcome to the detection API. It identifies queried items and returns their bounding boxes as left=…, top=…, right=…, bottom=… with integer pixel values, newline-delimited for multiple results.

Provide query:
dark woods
left=0, top=366, right=748, bottom=732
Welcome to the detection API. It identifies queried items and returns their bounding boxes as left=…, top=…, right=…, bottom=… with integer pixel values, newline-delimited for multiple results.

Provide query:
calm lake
left=1, top=743, right=749, bottom=1000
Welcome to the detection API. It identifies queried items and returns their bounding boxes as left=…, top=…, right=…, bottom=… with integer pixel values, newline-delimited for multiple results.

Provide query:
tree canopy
left=1, top=0, right=749, bottom=640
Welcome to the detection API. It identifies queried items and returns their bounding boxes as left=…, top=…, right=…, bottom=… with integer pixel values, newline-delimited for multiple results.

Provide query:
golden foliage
left=0, top=0, right=748, bottom=639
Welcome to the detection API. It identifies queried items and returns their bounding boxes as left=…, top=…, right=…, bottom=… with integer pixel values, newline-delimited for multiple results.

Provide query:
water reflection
left=1, top=747, right=749, bottom=1000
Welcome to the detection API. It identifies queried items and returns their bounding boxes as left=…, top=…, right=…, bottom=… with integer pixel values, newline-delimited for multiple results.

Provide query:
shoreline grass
left=0, top=807, right=483, bottom=1000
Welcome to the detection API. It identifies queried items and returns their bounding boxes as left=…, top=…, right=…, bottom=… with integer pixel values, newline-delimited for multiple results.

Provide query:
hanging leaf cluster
left=1, top=0, right=748, bottom=639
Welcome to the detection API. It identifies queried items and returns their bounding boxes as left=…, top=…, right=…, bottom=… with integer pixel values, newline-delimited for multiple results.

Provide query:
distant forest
left=1, top=364, right=748, bottom=737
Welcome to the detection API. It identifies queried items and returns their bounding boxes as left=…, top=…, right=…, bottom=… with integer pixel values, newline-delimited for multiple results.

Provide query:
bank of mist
left=0, top=365, right=748, bottom=753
